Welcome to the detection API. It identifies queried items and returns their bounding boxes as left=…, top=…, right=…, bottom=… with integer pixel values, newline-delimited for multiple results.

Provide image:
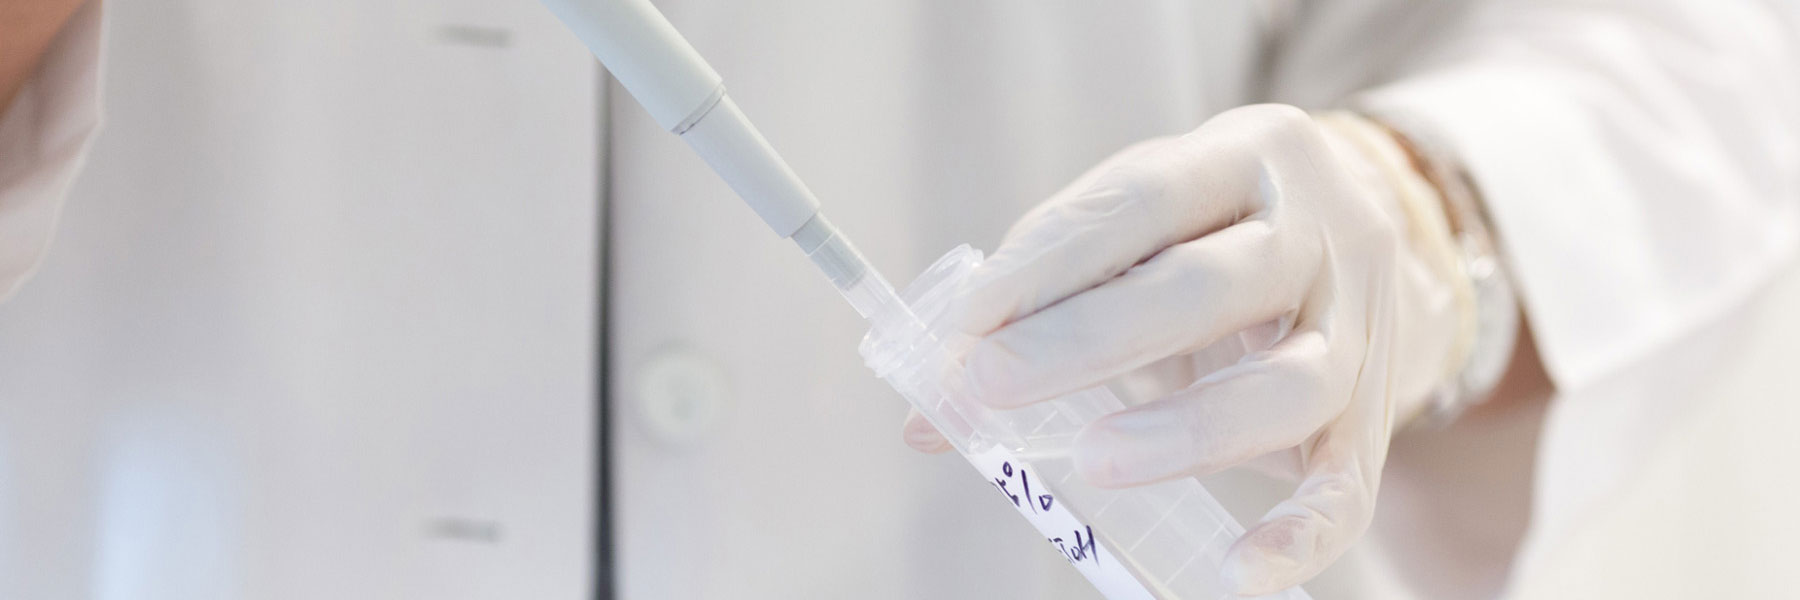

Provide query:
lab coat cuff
left=1352, top=66, right=1800, bottom=391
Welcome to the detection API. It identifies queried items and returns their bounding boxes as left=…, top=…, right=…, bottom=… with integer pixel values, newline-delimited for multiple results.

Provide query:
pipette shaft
left=537, top=0, right=877, bottom=303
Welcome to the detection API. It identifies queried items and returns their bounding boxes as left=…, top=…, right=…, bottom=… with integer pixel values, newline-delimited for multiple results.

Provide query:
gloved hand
left=902, top=105, right=1469, bottom=594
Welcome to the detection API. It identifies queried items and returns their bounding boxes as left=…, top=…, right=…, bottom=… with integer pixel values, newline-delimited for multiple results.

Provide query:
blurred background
left=2, top=1, right=1799, bottom=599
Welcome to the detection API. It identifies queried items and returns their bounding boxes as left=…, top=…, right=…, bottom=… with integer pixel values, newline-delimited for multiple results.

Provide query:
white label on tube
left=967, top=446, right=1156, bottom=600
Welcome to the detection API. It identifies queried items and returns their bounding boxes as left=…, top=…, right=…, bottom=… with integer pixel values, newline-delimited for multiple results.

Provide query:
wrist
left=1312, top=111, right=1479, bottom=428
left=0, top=0, right=90, bottom=114
left=1359, top=111, right=1520, bottom=429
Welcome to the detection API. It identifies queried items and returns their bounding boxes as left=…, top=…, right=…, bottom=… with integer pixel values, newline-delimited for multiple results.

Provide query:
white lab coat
left=3, top=1, right=1797, bottom=599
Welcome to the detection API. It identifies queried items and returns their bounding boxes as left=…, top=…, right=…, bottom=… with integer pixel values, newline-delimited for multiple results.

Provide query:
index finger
left=952, top=126, right=1268, bottom=340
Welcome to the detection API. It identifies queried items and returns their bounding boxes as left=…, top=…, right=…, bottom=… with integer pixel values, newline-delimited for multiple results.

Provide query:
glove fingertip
left=962, top=341, right=1044, bottom=409
left=945, top=263, right=1015, bottom=334
left=1220, top=516, right=1317, bottom=596
left=902, top=412, right=953, bottom=454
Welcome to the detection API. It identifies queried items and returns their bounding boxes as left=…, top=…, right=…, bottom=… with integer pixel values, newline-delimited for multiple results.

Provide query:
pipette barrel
left=542, top=0, right=821, bottom=237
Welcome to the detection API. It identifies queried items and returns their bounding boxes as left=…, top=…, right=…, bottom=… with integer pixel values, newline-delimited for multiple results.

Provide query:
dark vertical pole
left=593, top=67, right=616, bottom=600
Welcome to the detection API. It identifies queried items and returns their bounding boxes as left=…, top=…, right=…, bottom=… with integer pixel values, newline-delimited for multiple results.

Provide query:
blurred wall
left=0, top=1, right=600, bottom=598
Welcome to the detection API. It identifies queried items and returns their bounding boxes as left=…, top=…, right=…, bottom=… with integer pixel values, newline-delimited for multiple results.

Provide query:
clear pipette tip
left=790, top=213, right=901, bottom=320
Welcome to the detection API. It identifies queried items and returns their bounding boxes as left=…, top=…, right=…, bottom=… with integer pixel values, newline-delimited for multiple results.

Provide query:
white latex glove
left=904, top=105, right=1467, bottom=594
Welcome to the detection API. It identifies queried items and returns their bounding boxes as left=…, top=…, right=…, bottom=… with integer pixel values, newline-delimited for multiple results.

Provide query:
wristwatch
left=1371, top=114, right=1520, bottom=427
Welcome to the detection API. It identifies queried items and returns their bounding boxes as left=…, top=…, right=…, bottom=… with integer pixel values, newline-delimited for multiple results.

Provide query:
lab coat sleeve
left=0, top=0, right=103, bottom=302
left=1356, top=0, right=1800, bottom=390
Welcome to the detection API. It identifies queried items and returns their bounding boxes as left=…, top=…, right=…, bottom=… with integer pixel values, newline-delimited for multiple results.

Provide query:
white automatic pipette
left=537, top=0, right=890, bottom=318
